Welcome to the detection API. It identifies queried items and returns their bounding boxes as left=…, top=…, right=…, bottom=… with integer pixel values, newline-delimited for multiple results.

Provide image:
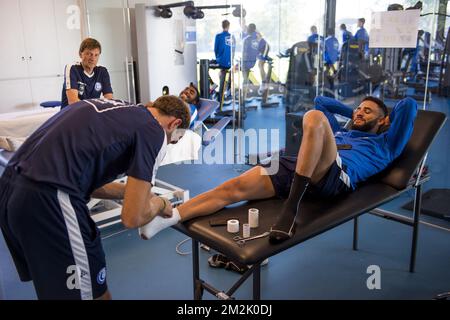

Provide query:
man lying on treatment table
left=139, top=96, right=418, bottom=245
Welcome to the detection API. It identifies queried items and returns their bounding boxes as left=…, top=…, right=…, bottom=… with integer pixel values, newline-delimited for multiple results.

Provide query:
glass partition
left=85, top=0, right=136, bottom=103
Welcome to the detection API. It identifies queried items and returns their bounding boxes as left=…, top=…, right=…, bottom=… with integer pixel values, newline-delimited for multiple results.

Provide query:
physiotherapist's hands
left=159, top=197, right=173, bottom=218
left=148, top=196, right=172, bottom=219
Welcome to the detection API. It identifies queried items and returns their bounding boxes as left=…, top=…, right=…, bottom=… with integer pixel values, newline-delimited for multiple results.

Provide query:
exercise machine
left=336, top=38, right=372, bottom=98
left=284, top=41, right=317, bottom=113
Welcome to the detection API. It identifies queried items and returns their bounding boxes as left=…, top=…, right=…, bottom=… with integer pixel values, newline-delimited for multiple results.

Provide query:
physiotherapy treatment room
left=0, top=0, right=449, bottom=302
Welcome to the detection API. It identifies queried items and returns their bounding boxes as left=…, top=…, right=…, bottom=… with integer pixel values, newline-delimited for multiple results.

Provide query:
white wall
left=135, top=1, right=198, bottom=103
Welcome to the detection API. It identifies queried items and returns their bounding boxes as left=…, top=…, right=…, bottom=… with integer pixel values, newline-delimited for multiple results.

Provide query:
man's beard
left=350, top=118, right=379, bottom=132
left=180, top=94, right=193, bottom=104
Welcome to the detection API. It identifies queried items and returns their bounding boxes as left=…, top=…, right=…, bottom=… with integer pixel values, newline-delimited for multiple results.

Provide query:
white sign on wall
left=369, top=9, right=421, bottom=48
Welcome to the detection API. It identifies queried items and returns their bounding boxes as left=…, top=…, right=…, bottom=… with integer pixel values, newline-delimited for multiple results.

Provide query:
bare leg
left=270, top=110, right=337, bottom=243
left=177, top=166, right=275, bottom=221
left=218, top=69, right=227, bottom=103
left=296, top=110, right=337, bottom=182
left=258, top=60, right=266, bottom=83
left=242, top=69, right=250, bottom=102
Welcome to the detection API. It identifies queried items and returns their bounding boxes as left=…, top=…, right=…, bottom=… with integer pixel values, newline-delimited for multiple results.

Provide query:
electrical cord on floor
left=175, top=238, right=192, bottom=255
left=175, top=239, right=212, bottom=256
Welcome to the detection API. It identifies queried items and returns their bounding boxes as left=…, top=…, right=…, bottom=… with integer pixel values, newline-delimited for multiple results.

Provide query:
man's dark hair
left=222, top=20, right=230, bottom=29
left=362, top=96, right=388, bottom=117
left=358, top=18, right=365, bottom=25
left=247, top=23, right=256, bottom=34
left=327, top=28, right=335, bottom=37
left=189, top=82, right=200, bottom=106
left=340, top=23, right=347, bottom=30
left=79, top=38, right=102, bottom=55
left=152, top=95, right=191, bottom=129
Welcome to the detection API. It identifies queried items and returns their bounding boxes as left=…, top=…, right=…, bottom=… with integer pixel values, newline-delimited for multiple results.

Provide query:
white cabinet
left=0, top=0, right=28, bottom=80
left=0, top=80, right=33, bottom=113
left=0, top=0, right=81, bottom=113
left=20, top=0, right=62, bottom=77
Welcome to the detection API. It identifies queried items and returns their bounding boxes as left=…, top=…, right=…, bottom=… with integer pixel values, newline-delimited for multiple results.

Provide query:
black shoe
left=208, top=254, right=249, bottom=274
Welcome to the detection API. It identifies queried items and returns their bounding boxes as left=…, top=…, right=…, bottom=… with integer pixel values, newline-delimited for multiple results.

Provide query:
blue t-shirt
left=342, top=30, right=353, bottom=44
left=307, top=33, right=324, bottom=44
left=354, top=27, right=369, bottom=53
left=324, top=36, right=340, bottom=65
left=307, top=33, right=318, bottom=44
left=8, top=99, right=167, bottom=200
left=214, top=31, right=235, bottom=69
left=242, top=32, right=260, bottom=70
left=314, top=96, right=417, bottom=190
left=354, top=27, right=369, bottom=42
left=61, top=63, right=113, bottom=108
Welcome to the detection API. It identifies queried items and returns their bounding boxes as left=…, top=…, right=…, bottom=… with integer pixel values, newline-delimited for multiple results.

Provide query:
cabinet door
left=53, top=0, right=82, bottom=74
left=0, top=0, right=29, bottom=80
left=20, top=0, right=61, bottom=77
left=0, top=79, right=33, bottom=113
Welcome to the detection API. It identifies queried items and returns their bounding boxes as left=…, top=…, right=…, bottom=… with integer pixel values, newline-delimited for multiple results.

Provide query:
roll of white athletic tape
left=248, top=208, right=259, bottom=228
left=227, top=219, right=239, bottom=233
left=242, top=223, right=251, bottom=238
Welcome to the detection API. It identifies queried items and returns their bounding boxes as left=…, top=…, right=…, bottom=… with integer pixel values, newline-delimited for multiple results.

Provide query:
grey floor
left=1, top=95, right=449, bottom=300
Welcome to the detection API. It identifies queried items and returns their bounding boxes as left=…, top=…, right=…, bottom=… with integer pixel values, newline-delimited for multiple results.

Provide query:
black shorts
left=262, top=154, right=352, bottom=199
left=0, top=167, right=107, bottom=300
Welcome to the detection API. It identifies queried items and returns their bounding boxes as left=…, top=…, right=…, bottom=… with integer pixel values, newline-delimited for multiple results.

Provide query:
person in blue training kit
left=61, top=38, right=113, bottom=108
left=339, top=24, right=353, bottom=45
left=242, top=23, right=260, bottom=89
left=354, top=18, right=370, bottom=58
left=179, top=83, right=200, bottom=128
left=324, top=29, right=340, bottom=91
left=214, top=20, right=235, bottom=102
left=0, top=95, right=191, bottom=300
left=307, top=25, right=320, bottom=44
left=324, top=29, right=340, bottom=70
left=256, top=32, right=271, bottom=92
left=306, top=26, right=324, bottom=64
left=306, top=26, right=323, bottom=48
left=403, top=30, right=426, bottom=79
left=139, top=96, right=417, bottom=246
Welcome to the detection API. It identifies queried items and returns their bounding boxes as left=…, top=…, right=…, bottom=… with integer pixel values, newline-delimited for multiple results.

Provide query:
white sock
left=139, top=208, right=181, bottom=240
